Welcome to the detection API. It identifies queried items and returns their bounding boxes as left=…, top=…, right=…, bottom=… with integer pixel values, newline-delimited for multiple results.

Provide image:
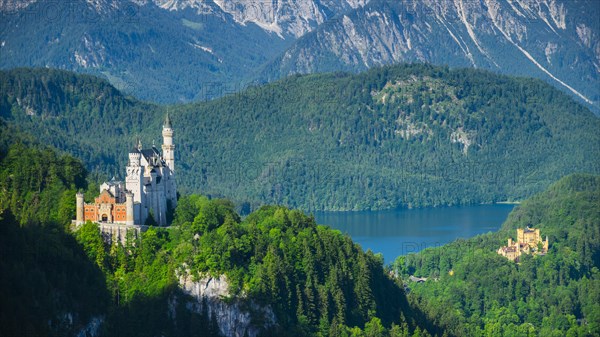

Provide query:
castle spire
left=164, top=112, right=172, bottom=129
left=137, top=138, right=142, bottom=151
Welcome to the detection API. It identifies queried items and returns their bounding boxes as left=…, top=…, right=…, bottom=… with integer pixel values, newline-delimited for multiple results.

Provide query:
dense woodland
left=1, top=65, right=599, bottom=212
left=0, top=137, right=436, bottom=336
left=93, top=196, right=436, bottom=336
left=395, top=174, right=600, bottom=336
left=0, top=133, right=107, bottom=335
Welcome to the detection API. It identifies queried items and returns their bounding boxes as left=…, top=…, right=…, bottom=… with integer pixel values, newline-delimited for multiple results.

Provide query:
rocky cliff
left=178, top=274, right=276, bottom=337
left=153, top=0, right=368, bottom=38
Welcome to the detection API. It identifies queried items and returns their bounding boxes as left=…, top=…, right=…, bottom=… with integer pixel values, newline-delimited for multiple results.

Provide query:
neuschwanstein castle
left=75, top=114, right=177, bottom=228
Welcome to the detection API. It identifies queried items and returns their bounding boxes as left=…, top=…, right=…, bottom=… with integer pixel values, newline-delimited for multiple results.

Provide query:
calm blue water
left=314, top=204, right=515, bottom=264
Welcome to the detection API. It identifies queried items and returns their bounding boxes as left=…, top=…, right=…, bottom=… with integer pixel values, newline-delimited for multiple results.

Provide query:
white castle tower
left=162, top=113, right=177, bottom=208
left=126, top=140, right=145, bottom=223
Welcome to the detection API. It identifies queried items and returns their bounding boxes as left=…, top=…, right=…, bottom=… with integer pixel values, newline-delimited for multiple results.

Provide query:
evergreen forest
left=1, top=65, right=599, bottom=211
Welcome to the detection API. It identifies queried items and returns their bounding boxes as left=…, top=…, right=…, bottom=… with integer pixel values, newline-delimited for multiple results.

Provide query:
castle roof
left=104, top=177, right=122, bottom=186
left=140, top=147, right=165, bottom=167
left=163, top=112, right=172, bottom=129
left=99, top=189, right=114, bottom=197
left=501, top=246, right=517, bottom=253
left=130, top=138, right=142, bottom=153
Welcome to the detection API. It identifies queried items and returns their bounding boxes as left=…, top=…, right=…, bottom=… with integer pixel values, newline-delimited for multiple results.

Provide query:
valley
left=1, top=137, right=597, bottom=336
left=1, top=1, right=599, bottom=335
left=394, top=174, right=600, bottom=336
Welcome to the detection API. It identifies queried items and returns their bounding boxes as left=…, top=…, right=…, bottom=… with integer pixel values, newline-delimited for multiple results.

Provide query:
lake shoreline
left=314, top=204, right=516, bottom=263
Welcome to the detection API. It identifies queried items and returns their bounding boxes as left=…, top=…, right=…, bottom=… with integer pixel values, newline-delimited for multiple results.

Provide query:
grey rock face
left=179, top=274, right=276, bottom=337
left=152, top=0, right=368, bottom=37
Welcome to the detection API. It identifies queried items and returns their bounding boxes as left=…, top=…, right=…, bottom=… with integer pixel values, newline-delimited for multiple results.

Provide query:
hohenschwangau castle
left=75, top=114, right=177, bottom=227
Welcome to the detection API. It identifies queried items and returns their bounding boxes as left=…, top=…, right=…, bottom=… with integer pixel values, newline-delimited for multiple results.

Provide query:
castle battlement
left=75, top=114, right=177, bottom=228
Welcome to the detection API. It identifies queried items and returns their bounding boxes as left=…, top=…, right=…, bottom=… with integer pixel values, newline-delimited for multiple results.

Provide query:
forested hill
left=1, top=65, right=599, bottom=211
left=395, top=174, right=600, bottom=336
left=0, top=140, right=436, bottom=336
left=0, top=68, right=163, bottom=176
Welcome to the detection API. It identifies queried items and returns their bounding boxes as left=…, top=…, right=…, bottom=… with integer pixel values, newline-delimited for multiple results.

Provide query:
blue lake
left=314, top=204, right=515, bottom=264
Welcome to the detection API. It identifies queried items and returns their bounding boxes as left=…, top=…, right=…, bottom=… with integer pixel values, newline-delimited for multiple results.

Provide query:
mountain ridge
left=0, top=0, right=290, bottom=102
left=260, top=0, right=600, bottom=112
left=1, top=0, right=598, bottom=112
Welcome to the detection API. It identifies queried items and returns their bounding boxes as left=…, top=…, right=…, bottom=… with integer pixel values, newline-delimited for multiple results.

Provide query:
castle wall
left=99, top=223, right=147, bottom=245
left=126, top=192, right=134, bottom=226
left=126, top=164, right=143, bottom=204
left=83, top=203, right=128, bottom=224
left=84, top=204, right=98, bottom=222
left=143, top=175, right=168, bottom=226
left=113, top=205, right=127, bottom=222
left=165, top=168, right=177, bottom=208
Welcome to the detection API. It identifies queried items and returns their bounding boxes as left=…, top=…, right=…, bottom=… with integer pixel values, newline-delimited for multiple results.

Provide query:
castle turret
left=517, top=228, right=524, bottom=243
left=161, top=113, right=177, bottom=208
left=126, top=145, right=143, bottom=203
left=125, top=191, right=134, bottom=226
left=76, top=192, right=84, bottom=226
left=162, top=114, right=174, bottom=171
left=128, top=146, right=141, bottom=167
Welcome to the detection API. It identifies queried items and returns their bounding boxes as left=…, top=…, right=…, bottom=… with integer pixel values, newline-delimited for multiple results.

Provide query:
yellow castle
left=497, top=227, right=549, bottom=262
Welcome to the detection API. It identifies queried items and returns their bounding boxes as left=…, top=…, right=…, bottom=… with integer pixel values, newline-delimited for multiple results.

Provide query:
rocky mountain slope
left=0, top=0, right=290, bottom=102
left=1, top=0, right=598, bottom=112
left=151, top=0, right=367, bottom=38
left=0, top=0, right=366, bottom=103
left=261, top=0, right=600, bottom=112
